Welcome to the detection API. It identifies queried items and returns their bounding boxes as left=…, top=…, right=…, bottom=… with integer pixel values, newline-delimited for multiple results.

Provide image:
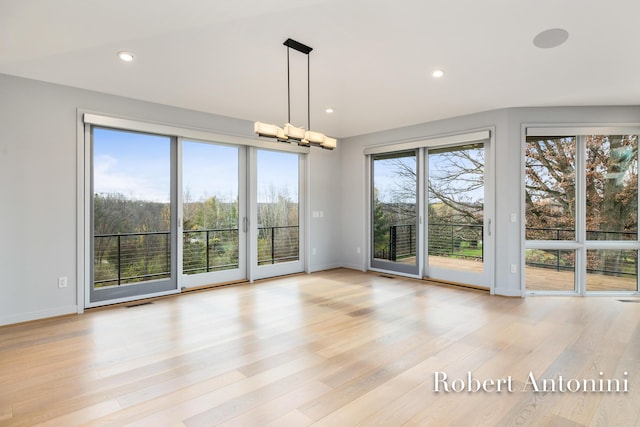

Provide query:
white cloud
left=94, top=154, right=170, bottom=202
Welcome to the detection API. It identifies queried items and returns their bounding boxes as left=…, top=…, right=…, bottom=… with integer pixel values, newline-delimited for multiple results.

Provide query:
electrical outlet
left=312, top=248, right=317, bottom=255
left=58, top=276, right=68, bottom=288
left=510, top=264, right=517, bottom=274
left=356, top=247, right=361, bottom=254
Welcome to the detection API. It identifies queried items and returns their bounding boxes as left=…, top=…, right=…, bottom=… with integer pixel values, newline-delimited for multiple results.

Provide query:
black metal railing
left=374, top=222, right=484, bottom=262
left=428, top=222, right=483, bottom=261
left=375, top=224, right=411, bottom=261
left=526, top=227, right=638, bottom=241
left=94, top=225, right=300, bottom=287
left=94, top=231, right=171, bottom=287
left=525, top=249, right=638, bottom=278
left=183, top=228, right=239, bottom=275
left=525, top=227, right=638, bottom=277
left=257, top=225, right=299, bottom=265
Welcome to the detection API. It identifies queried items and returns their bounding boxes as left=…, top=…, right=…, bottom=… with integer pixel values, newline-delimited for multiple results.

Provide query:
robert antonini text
left=433, top=371, right=629, bottom=393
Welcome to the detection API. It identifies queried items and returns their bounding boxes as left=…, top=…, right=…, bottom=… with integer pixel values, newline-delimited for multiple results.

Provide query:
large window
left=91, top=128, right=176, bottom=303
left=182, top=141, right=240, bottom=274
left=84, top=113, right=308, bottom=307
left=525, top=130, right=639, bottom=294
left=256, top=150, right=300, bottom=265
left=585, top=135, right=638, bottom=241
left=525, top=137, right=576, bottom=241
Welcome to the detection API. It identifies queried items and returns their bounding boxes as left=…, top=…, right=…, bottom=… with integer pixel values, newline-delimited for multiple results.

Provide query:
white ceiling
left=1, top=0, right=639, bottom=138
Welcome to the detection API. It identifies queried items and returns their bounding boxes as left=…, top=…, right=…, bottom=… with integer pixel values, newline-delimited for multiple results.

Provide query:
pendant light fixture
left=254, top=38, right=336, bottom=150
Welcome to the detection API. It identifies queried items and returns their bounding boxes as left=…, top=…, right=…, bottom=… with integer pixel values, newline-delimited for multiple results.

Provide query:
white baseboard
left=308, top=263, right=343, bottom=273
left=494, top=287, right=523, bottom=297
left=339, top=262, right=367, bottom=272
left=0, top=305, right=78, bottom=326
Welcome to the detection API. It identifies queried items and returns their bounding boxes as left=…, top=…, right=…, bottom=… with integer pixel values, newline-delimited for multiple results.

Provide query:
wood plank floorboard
left=1, top=269, right=639, bottom=426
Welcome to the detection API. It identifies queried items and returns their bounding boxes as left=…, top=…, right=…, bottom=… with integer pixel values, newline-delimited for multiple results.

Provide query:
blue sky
left=257, top=150, right=298, bottom=203
left=93, top=128, right=170, bottom=202
left=373, top=148, right=484, bottom=204
left=183, top=141, right=238, bottom=203
left=93, top=128, right=299, bottom=204
left=373, top=156, right=416, bottom=203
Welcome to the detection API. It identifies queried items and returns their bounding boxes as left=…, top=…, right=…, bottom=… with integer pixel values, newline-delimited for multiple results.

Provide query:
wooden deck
left=393, top=255, right=484, bottom=273
left=526, top=266, right=637, bottom=292
left=388, top=255, right=638, bottom=292
left=1, top=268, right=639, bottom=426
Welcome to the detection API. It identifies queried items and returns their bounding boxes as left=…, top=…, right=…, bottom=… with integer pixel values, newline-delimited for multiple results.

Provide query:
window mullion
left=576, top=135, right=586, bottom=295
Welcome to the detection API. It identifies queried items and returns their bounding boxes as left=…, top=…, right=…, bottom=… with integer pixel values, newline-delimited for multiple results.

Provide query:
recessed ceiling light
left=432, top=69, right=444, bottom=78
left=117, top=51, right=135, bottom=62
left=533, top=28, right=569, bottom=49
left=325, top=108, right=335, bottom=114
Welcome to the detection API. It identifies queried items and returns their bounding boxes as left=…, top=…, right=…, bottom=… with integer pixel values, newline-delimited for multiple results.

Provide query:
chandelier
left=254, top=38, right=336, bottom=150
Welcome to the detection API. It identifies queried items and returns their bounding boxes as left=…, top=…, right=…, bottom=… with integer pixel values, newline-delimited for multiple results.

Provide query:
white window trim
left=363, top=129, right=490, bottom=156
left=526, top=126, right=640, bottom=137
left=83, top=113, right=310, bottom=154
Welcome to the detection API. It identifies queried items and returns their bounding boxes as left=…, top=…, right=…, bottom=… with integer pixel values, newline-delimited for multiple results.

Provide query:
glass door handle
left=488, top=218, right=492, bottom=236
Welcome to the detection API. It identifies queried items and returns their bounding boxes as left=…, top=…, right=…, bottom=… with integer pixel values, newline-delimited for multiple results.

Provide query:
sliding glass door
left=368, top=134, right=493, bottom=288
left=91, top=128, right=177, bottom=304
left=252, top=149, right=305, bottom=279
left=87, top=119, right=307, bottom=307
left=427, top=143, right=492, bottom=287
left=181, top=140, right=246, bottom=287
left=370, top=151, right=419, bottom=275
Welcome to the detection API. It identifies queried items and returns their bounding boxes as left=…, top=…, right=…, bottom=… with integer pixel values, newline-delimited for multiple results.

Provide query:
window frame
left=523, top=124, right=640, bottom=296
left=78, top=111, right=310, bottom=310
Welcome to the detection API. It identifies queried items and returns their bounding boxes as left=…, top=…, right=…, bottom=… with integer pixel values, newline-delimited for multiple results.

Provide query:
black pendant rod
left=287, top=46, right=291, bottom=124
left=307, top=54, right=310, bottom=131
left=283, top=39, right=313, bottom=129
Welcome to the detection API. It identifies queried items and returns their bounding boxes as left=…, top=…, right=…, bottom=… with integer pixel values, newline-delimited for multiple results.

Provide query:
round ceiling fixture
left=533, top=28, right=569, bottom=49
left=117, top=51, right=135, bottom=62
left=432, top=69, right=444, bottom=78
left=325, top=107, right=335, bottom=114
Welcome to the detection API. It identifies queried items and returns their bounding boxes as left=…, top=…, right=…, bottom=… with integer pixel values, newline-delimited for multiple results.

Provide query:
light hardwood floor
left=1, top=269, right=639, bottom=426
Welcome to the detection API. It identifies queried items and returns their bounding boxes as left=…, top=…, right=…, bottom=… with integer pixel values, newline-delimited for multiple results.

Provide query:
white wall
left=0, top=73, right=342, bottom=326
left=339, top=105, right=640, bottom=296
left=308, top=143, right=343, bottom=272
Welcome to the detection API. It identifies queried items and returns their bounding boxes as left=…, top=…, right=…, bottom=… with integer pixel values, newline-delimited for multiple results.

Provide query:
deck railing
left=526, top=227, right=638, bottom=241
left=525, top=227, right=638, bottom=277
left=94, top=231, right=171, bottom=287
left=94, top=225, right=299, bottom=287
left=95, top=225, right=637, bottom=286
left=183, top=228, right=239, bottom=275
left=375, top=224, right=637, bottom=278
left=257, top=225, right=299, bottom=265
left=374, top=222, right=483, bottom=262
